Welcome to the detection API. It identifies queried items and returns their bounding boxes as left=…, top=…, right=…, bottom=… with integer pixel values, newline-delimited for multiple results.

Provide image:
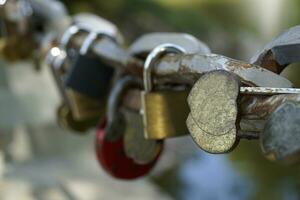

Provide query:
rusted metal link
left=241, top=94, right=300, bottom=120
left=86, top=38, right=292, bottom=87
left=251, top=25, right=300, bottom=73
left=236, top=94, right=300, bottom=136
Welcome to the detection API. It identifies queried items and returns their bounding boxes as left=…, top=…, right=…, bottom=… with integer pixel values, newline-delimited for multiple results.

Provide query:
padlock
left=186, top=68, right=300, bottom=154
left=95, top=120, right=161, bottom=180
left=95, top=76, right=162, bottom=179
left=48, top=48, right=102, bottom=132
left=47, top=47, right=101, bottom=133
left=186, top=70, right=241, bottom=154
left=64, top=30, right=116, bottom=121
left=260, top=100, right=300, bottom=162
left=141, top=43, right=190, bottom=140
left=72, top=13, right=124, bottom=44
left=47, top=22, right=122, bottom=131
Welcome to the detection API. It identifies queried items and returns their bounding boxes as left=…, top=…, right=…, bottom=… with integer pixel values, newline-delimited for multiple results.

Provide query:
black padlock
left=65, top=54, right=114, bottom=99
left=64, top=31, right=117, bottom=121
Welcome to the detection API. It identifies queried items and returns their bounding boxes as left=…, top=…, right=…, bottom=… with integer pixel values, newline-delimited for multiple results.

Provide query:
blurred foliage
left=230, top=140, right=300, bottom=200
left=60, top=0, right=259, bottom=57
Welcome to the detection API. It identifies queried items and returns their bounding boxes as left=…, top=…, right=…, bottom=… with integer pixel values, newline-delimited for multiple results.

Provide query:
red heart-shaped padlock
left=95, top=120, right=161, bottom=180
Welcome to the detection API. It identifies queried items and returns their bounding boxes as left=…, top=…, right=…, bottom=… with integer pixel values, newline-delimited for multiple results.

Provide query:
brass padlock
left=186, top=70, right=241, bottom=154
left=141, top=43, right=190, bottom=140
left=66, top=89, right=105, bottom=121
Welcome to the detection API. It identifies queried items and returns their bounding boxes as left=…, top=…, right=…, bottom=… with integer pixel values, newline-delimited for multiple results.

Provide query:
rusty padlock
left=95, top=76, right=162, bottom=179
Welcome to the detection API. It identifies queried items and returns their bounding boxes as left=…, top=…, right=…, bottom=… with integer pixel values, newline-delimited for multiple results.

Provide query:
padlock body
left=66, top=89, right=105, bottom=121
left=64, top=54, right=114, bottom=122
left=141, top=89, right=189, bottom=139
left=65, top=54, right=114, bottom=99
left=261, top=101, right=300, bottom=162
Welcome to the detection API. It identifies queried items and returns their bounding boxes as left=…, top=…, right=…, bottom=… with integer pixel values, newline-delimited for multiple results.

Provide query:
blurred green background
left=1, top=0, right=300, bottom=200
left=61, top=0, right=300, bottom=86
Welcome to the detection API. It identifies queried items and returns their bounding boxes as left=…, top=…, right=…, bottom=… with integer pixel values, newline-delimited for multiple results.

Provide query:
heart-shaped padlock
left=95, top=119, right=161, bottom=179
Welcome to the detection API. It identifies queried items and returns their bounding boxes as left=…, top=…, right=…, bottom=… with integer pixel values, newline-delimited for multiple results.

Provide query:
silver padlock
left=129, top=32, right=210, bottom=58
left=73, top=13, right=124, bottom=44
left=261, top=100, right=300, bottom=162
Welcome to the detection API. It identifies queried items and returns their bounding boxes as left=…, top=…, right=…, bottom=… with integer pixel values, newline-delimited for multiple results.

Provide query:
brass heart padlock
left=187, top=70, right=241, bottom=154
left=141, top=43, right=190, bottom=140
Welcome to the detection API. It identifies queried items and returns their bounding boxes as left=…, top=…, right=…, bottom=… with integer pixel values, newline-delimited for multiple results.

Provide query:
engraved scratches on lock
left=187, top=71, right=239, bottom=153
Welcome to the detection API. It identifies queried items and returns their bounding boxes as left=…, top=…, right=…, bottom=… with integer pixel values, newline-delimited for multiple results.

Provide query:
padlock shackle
left=60, top=24, right=89, bottom=50
left=79, top=31, right=117, bottom=55
left=61, top=23, right=118, bottom=55
left=143, top=43, right=186, bottom=92
left=107, top=76, right=142, bottom=125
left=60, top=25, right=80, bottom=49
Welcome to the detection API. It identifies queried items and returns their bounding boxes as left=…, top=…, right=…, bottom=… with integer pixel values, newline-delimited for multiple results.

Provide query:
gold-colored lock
left=186, top=70, right=240, bottom=154
left=66, top=89, right=105, bottom=121
left=141, top=43, right=190, bottom=140
left=57, top=104, right=99, bottom=133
